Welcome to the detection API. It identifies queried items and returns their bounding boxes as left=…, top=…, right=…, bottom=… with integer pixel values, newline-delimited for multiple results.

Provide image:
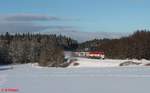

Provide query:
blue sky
left=0, top=0, right=150, bottom=33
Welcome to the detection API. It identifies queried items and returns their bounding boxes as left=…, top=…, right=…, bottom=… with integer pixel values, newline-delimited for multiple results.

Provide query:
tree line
left=0, top=30, right=150, bottom=66
left=0, top=32, right=78, bottom=66
left=77, top=30, right=150, bottom=60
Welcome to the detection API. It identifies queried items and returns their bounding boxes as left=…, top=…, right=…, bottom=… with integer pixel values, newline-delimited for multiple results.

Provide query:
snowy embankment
left=30, top=57, right=150, bottom=68
left=68, top=57, right=150, bottom=68
left=64, top=51, right=150, bottom=68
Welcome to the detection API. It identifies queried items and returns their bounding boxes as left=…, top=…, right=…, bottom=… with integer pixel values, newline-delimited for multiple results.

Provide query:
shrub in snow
left=119, top=61, right=141, bottom=66
left=144, top=63, right=150, bottom=66
left=73, top=62, right=79, bottom=66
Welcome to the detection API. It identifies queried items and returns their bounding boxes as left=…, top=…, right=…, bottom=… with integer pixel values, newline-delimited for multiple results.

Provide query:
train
left=75, top=51, right=105, bottom=59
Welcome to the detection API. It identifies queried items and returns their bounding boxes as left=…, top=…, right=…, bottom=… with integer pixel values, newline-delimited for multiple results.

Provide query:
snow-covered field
left=1, top=58, right=150, bottom=93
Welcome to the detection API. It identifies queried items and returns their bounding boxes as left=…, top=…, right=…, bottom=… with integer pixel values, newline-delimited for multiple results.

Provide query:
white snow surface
left=68, top=57, right=150, bottom=68
left=1, top=58, right=150, bottom=93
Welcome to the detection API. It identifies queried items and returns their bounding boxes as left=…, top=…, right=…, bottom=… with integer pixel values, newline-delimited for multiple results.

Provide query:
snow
left=0, top=59, right=150, bottom=93
left=68, top=57, right=150, bottom=68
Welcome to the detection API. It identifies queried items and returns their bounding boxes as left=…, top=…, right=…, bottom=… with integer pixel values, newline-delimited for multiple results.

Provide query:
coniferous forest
left=0, top=32, right=78, bottom=66
left=78, top=30, right=150, bottom=60
left=0, top=30, right=150, bottom=67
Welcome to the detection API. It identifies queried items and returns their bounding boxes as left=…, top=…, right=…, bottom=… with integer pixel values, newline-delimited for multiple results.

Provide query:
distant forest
left=0, top=30, right=150, bottom=67
left=0, top=32, right=78, bottom=66
left=78, top=30, right=150, bottom=60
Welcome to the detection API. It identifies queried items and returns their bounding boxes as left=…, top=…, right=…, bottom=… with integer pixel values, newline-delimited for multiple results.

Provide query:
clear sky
left=0, top=0, right=150, bottom=33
